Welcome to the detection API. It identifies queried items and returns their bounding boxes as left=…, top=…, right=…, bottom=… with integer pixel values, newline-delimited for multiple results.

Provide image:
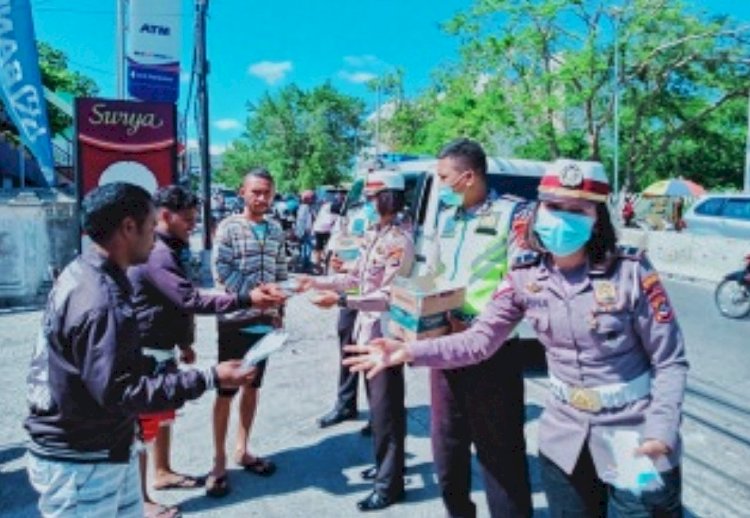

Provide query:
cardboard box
left=387, top=278, right=466, bottom=340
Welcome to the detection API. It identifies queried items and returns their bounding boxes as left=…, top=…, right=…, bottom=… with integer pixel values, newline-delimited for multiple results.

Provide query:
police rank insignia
left=526, top=282, right=543, bottom=293
left=559, top=162, right=584, bottom=188
left=593, top=280, right=617, bottom=307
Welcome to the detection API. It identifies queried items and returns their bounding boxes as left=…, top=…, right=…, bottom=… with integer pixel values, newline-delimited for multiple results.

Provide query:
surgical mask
left=438, top=186, right=464, bottom=207
left=363, top=200, right=379, bottom=223
left=533, top=205, right=594, bottom=257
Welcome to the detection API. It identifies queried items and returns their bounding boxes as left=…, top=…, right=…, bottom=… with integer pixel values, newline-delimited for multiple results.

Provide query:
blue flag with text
left=0, top=0, right=55, bottom=186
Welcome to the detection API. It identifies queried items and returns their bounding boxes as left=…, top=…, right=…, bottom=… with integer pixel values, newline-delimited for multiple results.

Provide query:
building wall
left=0, top=192, right=78, bottom=306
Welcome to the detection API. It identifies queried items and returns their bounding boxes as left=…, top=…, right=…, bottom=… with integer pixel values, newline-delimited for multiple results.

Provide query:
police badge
left=559, top=162, right=584, bottom=188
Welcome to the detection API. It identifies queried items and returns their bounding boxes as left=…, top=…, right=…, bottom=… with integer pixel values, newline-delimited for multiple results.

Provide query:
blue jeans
left=540, top=448, right=683, bottom=517
left=27, top=451, right=143, bottom=517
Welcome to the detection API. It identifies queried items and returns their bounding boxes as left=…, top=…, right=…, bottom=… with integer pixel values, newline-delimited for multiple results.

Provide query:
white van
left=332, top=157, right=550, bottom=369
left=341, top=157, right=549, bottom=272
left=683, top=194, right=750, bottom=240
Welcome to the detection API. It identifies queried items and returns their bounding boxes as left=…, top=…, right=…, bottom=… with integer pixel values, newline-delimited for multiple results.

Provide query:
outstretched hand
left=342, top=337, right=412, bottom=379
left=250, top=284, right=286, bottom=309
left=310, top=290, right=339, bottom=308
left=296, top=275, right=316, bottom=293
left=635, top=439, right=670, bottom=459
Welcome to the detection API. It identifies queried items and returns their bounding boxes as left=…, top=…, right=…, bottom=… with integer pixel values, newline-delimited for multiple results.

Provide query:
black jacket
left=25, top=249, right=215, bottom=463
left=128, top=231, right=249, bottom=350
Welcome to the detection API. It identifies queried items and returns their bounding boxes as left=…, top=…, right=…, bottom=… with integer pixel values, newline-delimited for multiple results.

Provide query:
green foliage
left=37, top=42, right=98, bottom=136
left=385, top=0, right=750, bottom=191
left=216, top=83, right=365, bottom=193
left=0, top=42, right=97, bottom=141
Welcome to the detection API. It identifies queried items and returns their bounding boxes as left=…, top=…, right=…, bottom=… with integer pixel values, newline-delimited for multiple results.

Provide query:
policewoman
left=346, top=159, right=689, bottom=517
left=300, top=170, right=415, bottom=512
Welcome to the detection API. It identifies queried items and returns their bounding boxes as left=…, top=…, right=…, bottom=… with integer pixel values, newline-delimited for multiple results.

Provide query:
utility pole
left=115, top=0, right=126, bottom=98
left=744, top=90, right=750, bottom=193
left=196, top=0, right=212, bottom=250
left=612, top=8, right=622, bottom=195
left=375, top=82, right=381, bottom=159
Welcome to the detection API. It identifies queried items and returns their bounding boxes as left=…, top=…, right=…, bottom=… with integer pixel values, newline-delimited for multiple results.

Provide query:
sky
left=31, top=0, right=750, bottom=155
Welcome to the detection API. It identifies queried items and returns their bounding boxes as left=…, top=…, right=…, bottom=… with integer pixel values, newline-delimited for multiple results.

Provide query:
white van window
left=721, top=199, right=750, bottom=221
left=695, top=197, right=725, bottom=216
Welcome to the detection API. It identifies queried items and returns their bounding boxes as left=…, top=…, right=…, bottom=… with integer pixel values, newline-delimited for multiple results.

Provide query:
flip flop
left=144, top=502, right=182, bottom=518
left=205, top=473, right=231, bottom=498
left=239, top=456, right=276, bottom=476
left=153, top=474, right=204, bottom=491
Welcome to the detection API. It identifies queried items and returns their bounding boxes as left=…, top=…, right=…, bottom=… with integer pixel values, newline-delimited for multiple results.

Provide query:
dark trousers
left=367, top=364, right=406, bottom=498
left=430, top=340, right=531, bottom=518
left=334, top=308, right=359, bottom=412
left=540, top=447, right=683, bottom=518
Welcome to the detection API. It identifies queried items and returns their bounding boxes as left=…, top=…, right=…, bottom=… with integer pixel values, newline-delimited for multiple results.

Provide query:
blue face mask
left=533, top=205, right=594, bottom=257
left=363, top=200, right=379, bottom=223
left=438, top=186, right=464, bottom=207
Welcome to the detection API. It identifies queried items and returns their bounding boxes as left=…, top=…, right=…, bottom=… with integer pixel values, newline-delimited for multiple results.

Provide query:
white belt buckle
left=568, top=387, right=603, bottom=413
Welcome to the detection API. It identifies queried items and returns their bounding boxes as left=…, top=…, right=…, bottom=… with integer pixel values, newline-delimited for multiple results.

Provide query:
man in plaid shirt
left=207, top=168, right=289, bottom=497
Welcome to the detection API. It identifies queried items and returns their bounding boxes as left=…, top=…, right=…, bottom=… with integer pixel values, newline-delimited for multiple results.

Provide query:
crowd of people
left=24, top=138, right=689, bottom=518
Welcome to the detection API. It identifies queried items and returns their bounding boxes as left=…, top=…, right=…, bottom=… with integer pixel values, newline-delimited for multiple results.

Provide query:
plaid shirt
left=213, top=214, right=289, bottom=323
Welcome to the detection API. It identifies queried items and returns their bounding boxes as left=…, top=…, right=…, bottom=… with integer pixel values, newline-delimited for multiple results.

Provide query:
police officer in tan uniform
left=347, top=159, right=689, bottom=517
left=301, top=171, right=414, bottom=512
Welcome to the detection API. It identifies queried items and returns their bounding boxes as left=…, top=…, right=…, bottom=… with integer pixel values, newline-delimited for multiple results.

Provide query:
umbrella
left=642, top=178, right=706, bottom=197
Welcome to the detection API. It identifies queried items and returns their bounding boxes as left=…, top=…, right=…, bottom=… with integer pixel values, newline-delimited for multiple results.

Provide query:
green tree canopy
left=385, top=0, right=750, bottom=191
left=216, top=82, right=365, bottom=193
left=0, top=42, right=98, bottom=142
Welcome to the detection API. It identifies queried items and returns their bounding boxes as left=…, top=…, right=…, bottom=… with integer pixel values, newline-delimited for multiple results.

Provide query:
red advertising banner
left=75, top=97, right=177, bottom=199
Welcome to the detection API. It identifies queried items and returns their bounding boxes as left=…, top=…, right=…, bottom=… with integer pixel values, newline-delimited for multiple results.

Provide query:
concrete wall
left=620, top=228, right=748, bottom=282
left=0, top=191, right=78, bottom=306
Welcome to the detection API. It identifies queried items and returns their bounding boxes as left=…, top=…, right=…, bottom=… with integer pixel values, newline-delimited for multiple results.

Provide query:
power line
left=34, top=7, right=182, bottom=17
left=67, top=59, right=111, bottom=77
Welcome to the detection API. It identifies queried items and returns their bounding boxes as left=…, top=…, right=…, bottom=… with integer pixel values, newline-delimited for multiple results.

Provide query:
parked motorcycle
left=714, top=255, right=750, bottom=319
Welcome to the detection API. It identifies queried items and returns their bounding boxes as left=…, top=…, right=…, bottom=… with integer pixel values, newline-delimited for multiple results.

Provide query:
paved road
left=0, top=278, right=747, bottom=517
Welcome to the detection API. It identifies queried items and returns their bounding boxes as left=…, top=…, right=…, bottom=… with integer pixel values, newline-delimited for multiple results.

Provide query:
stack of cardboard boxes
left=387, top=277, right=466, bottom=341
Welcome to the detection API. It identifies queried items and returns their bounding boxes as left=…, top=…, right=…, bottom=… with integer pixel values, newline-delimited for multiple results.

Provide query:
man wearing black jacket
left=128, top=185, right=285, bottom=517
left=25, top=183, right=255, bottom=518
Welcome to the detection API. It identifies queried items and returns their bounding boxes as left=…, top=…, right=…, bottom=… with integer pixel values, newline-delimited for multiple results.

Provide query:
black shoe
left=360, top=422, right=373, bottom=436
left=318, top=408, right=357, bottom=428
left=356, top=490, right=404, bottom=512
left=361, top=465, right=406, bottom=480
left=360, top=466, right=377, bottom=480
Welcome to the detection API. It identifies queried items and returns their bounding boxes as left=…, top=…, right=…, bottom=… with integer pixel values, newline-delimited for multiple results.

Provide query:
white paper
left=242, top=330, right=289, bottom=367
left=601, top=429, right=664, bottom=495
left=278, top=279, right=300, bottom=297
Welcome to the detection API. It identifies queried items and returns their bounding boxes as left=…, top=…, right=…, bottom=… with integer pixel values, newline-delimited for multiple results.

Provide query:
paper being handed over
left=242, top=330, right=290, bottom=368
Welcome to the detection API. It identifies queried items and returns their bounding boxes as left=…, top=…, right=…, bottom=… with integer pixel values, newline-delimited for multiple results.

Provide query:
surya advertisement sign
left=75, top=97, right=177, bottom=199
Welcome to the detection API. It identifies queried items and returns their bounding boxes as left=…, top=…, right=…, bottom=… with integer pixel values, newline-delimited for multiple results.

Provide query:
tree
left=216, top=83, right=365, bottom=193
left=0, top=42, right=98, bottom=142
left=389, top=0, right=749, bottom=190
left=37, top=42, right=98, bottom=135
left=384, top=70, right=518, bottom=156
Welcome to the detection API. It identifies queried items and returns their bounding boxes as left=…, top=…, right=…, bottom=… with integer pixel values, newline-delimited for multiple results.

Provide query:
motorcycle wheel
left=715, top=279, right=750, bottom=319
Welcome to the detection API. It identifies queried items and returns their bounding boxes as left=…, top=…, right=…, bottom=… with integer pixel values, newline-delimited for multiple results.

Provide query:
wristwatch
left=337, top=292, right=348, bottom=308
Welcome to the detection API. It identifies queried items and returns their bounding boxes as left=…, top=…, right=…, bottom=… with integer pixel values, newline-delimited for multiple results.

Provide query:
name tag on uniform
left=476, top=211, right=500, bottom=235
left=441, top=217, right=458, bottom=238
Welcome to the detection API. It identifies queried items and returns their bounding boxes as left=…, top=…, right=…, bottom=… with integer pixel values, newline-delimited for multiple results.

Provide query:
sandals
left=144, top=502, right=182, bottom=518
left=205, top=473, right=231, bottom=498
left=153, top=474, right=204, bottom=491
left=238, top=456, right=276, bottom=477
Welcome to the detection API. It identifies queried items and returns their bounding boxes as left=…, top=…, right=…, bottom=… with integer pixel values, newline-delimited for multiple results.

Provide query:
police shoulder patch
left=512, top=251, right=541, bottom=270
left=641, top=269, right=673, bottom=323
left=617, top=245, right=644, bottom=260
